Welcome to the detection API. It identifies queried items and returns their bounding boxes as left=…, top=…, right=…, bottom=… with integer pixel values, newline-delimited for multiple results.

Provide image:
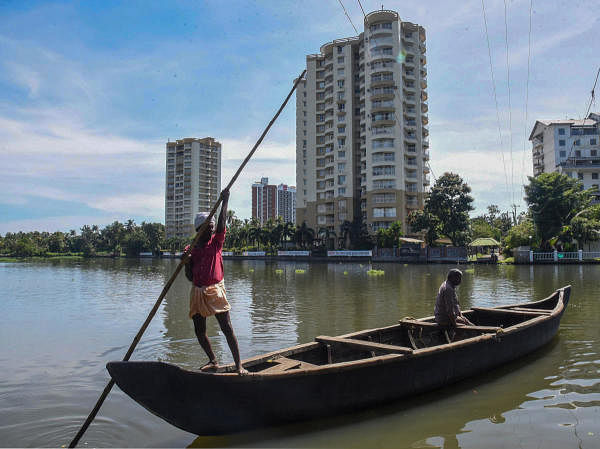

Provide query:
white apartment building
left=530, top=113, right=600, bottom=203
left=165, top=137, right=222, bottom=238
left=295, top=9, right=429, bottom=237
left=277, top=184, right=296, bottom=224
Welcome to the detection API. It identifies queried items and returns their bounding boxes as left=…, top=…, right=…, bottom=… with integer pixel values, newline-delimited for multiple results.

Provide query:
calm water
left=0, top=259, right=598, bottom=448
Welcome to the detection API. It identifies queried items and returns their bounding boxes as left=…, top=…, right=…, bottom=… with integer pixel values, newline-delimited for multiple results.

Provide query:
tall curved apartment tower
left=295, top=10, right=429, bottom=238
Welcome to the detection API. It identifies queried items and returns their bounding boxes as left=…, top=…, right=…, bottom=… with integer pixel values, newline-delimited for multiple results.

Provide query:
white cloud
left=0, top=215, right=123, bottom=234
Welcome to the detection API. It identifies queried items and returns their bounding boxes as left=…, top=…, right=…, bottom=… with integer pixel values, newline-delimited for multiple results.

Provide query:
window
left=337, top=137, right=345, bottom=146
left=303, top=120, right=307, bottom=126
left=559, top=128, right=565, bottom=135
left=338, top=126, right=346, bottom=133
left=337, top=45, right=343, bottom=54
left=575, top=139, right=581, bottom=146
left=559, top=140, right=565, bottom=146
left=303, top=91, right=306, bottom=97
left=373, top=179, right=396, bottom=189
left=338, top=150, right=346, bottom=158
left=303, top=189, right=307, bottom=195
left=303, top=150, right=307, bottom=157
left=317, top=81, right=325, bottom=89
left=303, top=130, right=306, bottom=136
left=338, top=199, right=347, bottom=210
left=559, top=151, right=566, bottom=157
left=303, top=179, right=306, bottom=185
left=592, top=173, right=598, bottom=180
left=373, top=207, right=396, bottom=218
left=373, top=193, right=396, bottom=203
left=338, top=103, right=345, bottom=111
left=302, top=140, right=307, bottom=148
left=576, top=150, right=581, bottom=157
left=338, top=187, right=346, bottom=195
left=591, top=138, right=597, bottom=145
left=373, top=166, right=395, bottom=176
left=381, top=22, right=392, bottom=29
left=337, top=80, right=345, bottom=88
left=303, top=111, right=307, bottom=117
left=338, top=175, right=346, bottom=184
left=578, top=173, right=584, bottom=180
left=338, top=163, right=346, bottom=172
left=592, top=150, right=598, bottom=156
left=372, top=152, right=395, bottom=162
left=338, top=68, right=345, bottom=75
left=373, top=139, right=394, bottom=148
left=338, top=56, right=344, bottom=63
left=303, top=101, right=306, bottom=107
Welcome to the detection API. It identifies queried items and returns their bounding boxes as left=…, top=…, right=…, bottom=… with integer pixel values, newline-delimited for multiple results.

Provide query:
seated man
left=434, top=269, right=474, bottom=327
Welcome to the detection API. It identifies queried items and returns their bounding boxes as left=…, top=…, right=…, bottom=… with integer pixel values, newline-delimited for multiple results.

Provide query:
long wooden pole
left=68, top=69, right=306, bottom=448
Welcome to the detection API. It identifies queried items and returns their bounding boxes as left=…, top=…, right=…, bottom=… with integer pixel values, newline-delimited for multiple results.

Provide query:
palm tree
left=295, top=222, right=315, bottom=249
left=339, top=220, right=352, bottom=249
left=318, top=227, right=337, bottom=250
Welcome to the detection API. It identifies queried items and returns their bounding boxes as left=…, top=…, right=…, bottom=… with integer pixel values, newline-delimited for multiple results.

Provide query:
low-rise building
left=529, top=112, right=600, bottom=203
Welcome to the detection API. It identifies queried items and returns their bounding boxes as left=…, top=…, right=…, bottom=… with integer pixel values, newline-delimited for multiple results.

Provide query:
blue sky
left=1, top=0, right=599, bottom=233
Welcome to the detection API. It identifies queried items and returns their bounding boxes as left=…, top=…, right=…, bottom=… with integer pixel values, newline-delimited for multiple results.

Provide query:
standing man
left=434, top=269, right=474, bottom=327
left=185, top=189, right=247, bottom=375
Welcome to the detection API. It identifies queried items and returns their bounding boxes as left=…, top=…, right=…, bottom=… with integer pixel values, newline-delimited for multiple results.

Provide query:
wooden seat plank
left=316, top=336, right=413, bottom=354
left=260, top=357, right=317, bottom=374
left=471, top=306, right=549, bottom=317
left=509, top=307, right=552, bottom=314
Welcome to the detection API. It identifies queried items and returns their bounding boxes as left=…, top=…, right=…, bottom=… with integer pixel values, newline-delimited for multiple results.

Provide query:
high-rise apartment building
left=295, top=9, right=429, bottom=236
left=165, top=137, right=222, bottom=239
left=277, top=183, right=296, bottom=224
left=252, top=177, right=297, bottom=224
left=252, top=177, right=277, bottom=225
left=530, top=113, right=600, bottom=203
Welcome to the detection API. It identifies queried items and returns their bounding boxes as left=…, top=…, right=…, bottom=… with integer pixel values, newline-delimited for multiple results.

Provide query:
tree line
left=408, top=171, right=599, bottom=253
left=2, top=172, right=598, bottom=258
left=0, top=220, right=168, bottom=257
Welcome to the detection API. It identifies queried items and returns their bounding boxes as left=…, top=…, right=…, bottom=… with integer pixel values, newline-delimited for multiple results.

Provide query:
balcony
left=559, top=157, right=600, bottom=169
left=423, top=150, right=430, bottom=160
left=422, top=102, right=428, bottom=113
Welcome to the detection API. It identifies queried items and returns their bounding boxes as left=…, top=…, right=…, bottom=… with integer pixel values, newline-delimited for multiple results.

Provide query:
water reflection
left=0, top=260, right=598, bottom=448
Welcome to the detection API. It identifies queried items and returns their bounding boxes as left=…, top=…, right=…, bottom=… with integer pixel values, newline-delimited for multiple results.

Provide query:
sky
left=1, top=0, right=599, bottom=233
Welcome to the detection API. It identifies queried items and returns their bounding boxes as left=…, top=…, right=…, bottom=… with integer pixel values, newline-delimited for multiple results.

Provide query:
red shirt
left=190, top=230, right=226, bottom=287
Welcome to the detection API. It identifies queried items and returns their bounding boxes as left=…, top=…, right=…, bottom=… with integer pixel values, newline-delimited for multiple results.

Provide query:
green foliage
left=470, top=217, right=501, bottom=241
left=1, top=220, right=167, bottom=258
left=375, top=221, right=403, bottom=248
left=524, top=172, right=594, bottom=247
left=503, top=219, right=539, bottom=250
left=410, top=172, right=474, bottom=246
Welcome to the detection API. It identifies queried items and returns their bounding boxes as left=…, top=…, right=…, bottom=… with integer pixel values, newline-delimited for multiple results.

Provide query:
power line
left=520, top=0, right=533, bottom=202
left=565, top=66, right=600, bottom=162
left=336, top=0, right=359, bottom=35
left=481, top=0, right=511, bottom=202
left=503, top=0, right=514, bottom=207
left=357, top=0, right=366, bottom=17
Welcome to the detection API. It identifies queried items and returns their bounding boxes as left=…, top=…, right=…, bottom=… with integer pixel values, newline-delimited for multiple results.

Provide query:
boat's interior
left=223, top=293, right=560, bottom=375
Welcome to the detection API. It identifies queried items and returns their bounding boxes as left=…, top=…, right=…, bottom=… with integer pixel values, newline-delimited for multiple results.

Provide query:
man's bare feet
left=236, top=366, right=249, bottom=375
left=200, top=360, right=219, bottom=372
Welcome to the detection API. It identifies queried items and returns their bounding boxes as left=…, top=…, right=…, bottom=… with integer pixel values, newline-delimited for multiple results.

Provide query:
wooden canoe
left=107, top=285, right=571, bottom=435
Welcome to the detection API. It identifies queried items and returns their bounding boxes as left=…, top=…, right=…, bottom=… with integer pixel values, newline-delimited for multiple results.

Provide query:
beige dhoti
left=189, top=279, right=231, bottom=318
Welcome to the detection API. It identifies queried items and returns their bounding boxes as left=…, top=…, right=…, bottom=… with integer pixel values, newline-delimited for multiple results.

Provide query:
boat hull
left=107, top=286, right=570, bottom=435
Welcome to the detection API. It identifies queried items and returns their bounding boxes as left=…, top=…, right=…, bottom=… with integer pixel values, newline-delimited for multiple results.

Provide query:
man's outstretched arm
left=217, top=189, right=229, bottom=234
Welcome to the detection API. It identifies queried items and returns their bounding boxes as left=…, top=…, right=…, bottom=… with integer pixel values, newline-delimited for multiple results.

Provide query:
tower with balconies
left=295, top=10, right=429, bottom=240
left=165, top=137, right=222, bottom=239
